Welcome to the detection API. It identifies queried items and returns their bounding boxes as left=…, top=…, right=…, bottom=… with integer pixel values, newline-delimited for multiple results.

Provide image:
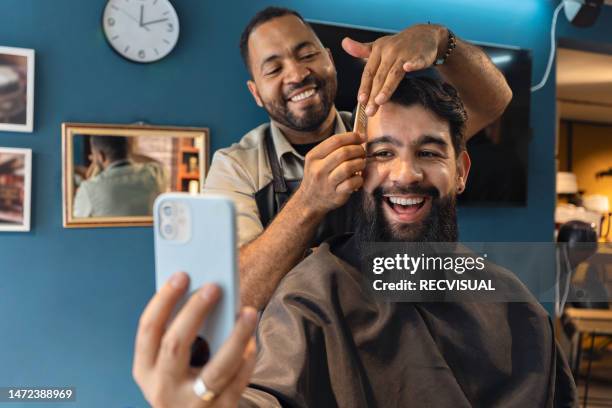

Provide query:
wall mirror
left=62, top=122, right=208, bottom=228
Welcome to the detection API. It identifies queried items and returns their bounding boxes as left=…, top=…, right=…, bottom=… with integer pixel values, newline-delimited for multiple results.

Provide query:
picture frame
left=0, top=46, right=35, bottom=133
left=0, top=147, right=32, bottom=231
left=62, top=122, right=209, bottom=228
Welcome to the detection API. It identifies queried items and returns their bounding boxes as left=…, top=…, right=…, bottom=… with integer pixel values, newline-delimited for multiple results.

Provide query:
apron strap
left=264, top=126, right=288, bottom=194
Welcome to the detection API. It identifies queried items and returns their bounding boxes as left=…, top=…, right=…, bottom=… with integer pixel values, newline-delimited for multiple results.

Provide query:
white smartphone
left=153, top=193, right=239, bottom=361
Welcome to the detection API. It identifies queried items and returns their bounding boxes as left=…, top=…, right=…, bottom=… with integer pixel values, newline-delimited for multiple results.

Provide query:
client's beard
left=351, top=186, right=458, bottom=245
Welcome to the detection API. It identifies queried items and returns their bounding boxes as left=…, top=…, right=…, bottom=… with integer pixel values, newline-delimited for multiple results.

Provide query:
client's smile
left=382, top=194, right=431, bottom=223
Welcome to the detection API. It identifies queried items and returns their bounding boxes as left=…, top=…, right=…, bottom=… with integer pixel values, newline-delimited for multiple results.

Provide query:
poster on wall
left=0, top=147, right=31, bottom=231
left=0, top=46, right=34, bottom=133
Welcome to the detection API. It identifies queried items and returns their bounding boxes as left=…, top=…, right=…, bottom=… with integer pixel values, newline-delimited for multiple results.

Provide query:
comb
left=353, top=102, right=367, bottom=136
left=353, top=103, right=368, bottom=185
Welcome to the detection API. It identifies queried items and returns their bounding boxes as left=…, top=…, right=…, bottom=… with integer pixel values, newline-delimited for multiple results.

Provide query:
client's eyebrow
left=366, top=135, right=402, bottom=149
left=366, top=134, right=449, bottom=150
left=415, top=135, right=448, bottom=149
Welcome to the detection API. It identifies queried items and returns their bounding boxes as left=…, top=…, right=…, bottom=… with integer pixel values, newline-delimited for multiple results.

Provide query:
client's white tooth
left=388, top=196, right=426, bottom=206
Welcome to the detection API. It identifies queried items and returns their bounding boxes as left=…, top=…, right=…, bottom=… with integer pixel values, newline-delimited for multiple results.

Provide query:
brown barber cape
left=240, top=234, right=577, bottom=407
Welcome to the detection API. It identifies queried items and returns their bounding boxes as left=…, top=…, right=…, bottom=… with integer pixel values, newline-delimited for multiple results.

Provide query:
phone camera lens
left=162, top=205, right=173, bottom=217
left=163, top=224, right=174, bottom=235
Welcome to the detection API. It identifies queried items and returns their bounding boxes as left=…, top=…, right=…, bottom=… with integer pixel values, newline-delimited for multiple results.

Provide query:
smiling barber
left=203, top=6, right=512, bottom=309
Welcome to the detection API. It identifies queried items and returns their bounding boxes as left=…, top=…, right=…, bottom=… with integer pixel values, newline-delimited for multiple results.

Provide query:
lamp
left=557, top=172, right=578, bottom=194
left=583, top=194, right=610, bottom=214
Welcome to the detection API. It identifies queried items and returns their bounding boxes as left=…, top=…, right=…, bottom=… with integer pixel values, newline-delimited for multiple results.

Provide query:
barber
left=203, top=7, right=512, bottom=309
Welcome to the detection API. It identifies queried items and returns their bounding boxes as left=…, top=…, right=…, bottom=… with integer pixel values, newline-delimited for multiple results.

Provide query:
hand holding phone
left=133, top=272, right=257, bottom=407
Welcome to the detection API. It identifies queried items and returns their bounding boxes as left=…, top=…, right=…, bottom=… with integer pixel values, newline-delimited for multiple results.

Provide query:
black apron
left=254, top=119, right=354, bottom=247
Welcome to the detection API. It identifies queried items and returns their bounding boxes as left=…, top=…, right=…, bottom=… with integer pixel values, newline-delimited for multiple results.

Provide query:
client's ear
left=456, top=150, right=471, bottom=194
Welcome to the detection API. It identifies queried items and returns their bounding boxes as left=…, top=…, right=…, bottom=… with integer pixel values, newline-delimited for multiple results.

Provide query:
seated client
left=239, top=77, right=576, bottom=407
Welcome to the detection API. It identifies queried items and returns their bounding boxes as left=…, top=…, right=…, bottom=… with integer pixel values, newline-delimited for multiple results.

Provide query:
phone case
left=153, top=193, right=238, bottom=357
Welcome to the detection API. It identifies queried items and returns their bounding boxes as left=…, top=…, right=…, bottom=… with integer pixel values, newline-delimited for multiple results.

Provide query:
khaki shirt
left=203, top=111, right=350, bottom=247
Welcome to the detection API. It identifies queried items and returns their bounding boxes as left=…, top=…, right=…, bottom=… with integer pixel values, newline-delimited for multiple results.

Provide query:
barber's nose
left=284, top=60, right=310, bottom=84
left=389, top=159, right=423, bottom=185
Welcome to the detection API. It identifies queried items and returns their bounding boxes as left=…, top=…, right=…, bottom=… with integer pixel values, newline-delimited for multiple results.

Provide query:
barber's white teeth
left=290, top=88, right=316, bottom=102
left=388, top=196, right=425, bottom=206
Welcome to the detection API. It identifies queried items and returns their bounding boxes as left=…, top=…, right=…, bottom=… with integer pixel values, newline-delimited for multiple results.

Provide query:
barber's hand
left=342, top=24, right=448, bottom=116
left=133, top=272, right=257, bottom=408
left=296, top=131, right=366, bottom=216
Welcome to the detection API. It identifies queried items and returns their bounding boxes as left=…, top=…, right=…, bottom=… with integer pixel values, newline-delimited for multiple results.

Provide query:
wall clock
left=102, top=0, right=180, bottom=63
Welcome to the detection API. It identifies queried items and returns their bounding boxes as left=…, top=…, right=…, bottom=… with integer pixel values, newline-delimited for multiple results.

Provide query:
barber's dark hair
left=239, top=7, right=308, bottom=73
left=389, top=77, right=468, bottom=155
left=90, top=135, right=128, bottom=162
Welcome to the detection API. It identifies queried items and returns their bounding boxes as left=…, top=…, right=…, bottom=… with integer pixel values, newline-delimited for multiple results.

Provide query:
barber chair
left=557, top=221, right=608, bottom=310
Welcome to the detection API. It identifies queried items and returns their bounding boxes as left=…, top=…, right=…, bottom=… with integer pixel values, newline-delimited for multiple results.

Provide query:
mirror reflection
left=62, top=123, right=208, bottom=228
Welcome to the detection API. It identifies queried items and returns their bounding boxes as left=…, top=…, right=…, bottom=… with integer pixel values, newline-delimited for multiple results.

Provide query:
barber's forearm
left=435, top=34, right=513, bottom=138
left=239, top=190, right=325, bottom=310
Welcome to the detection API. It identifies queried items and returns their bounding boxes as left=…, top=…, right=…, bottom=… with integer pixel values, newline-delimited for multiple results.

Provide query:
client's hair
left=389, top=77, right=468, bottom=156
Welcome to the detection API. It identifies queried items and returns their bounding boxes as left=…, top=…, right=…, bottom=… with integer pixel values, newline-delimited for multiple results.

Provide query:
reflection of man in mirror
left=73, top=135, right=166, bottom=217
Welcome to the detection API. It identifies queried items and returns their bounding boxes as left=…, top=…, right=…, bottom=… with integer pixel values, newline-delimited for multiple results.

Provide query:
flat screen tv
left=310, top=21, right=532, bottom=206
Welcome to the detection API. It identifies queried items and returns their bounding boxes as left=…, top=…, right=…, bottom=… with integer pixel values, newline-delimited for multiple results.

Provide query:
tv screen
left=310, top=21, right=532, bottom=206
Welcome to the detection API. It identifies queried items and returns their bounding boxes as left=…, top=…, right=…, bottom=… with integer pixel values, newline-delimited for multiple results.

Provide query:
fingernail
left=403, top=62, right=412, bottom=71
left=375, top=93, right=386, bottom=104
left=366, top=105, right=376, bottom=116
left=200, top=284, right=218, bottom=301
left=358, top=93, right=367, bottom=103
left=241, top=307, right=258, bottom=325
left=169, top=272, right=188, bottom=288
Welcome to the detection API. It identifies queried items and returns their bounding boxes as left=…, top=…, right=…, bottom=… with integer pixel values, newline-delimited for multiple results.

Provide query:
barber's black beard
left=262, top=74, right=337, bottom=132
left=351, top=186, right=458, bottom=245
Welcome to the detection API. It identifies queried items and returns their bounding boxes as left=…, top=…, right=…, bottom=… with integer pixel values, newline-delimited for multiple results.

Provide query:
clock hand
left=142, top=17, right=169, bottom=27
left=118, top=8, right=150, bottom=31
left=139, top=4, right=144, bottom=27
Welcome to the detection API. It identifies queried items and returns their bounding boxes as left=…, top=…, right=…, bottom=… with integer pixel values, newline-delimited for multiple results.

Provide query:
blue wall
left=0, top=1, right=609, bottom=406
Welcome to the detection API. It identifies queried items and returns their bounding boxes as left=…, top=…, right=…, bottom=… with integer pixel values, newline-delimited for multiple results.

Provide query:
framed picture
left=62, top=123, right=209, bottom=228
left=0, top=147, right=32, bottom=231
left=0, top=46, right=35, bottom=133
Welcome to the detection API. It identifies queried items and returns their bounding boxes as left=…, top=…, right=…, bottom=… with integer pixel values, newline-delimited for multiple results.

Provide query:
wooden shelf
left=175, top=138, right=201, bottom=192
left=181, top=146, right=199, bottom=154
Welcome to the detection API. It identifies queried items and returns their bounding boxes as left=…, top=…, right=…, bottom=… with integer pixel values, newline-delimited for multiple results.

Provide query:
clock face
left=102, top=0, right=180, bottom=63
